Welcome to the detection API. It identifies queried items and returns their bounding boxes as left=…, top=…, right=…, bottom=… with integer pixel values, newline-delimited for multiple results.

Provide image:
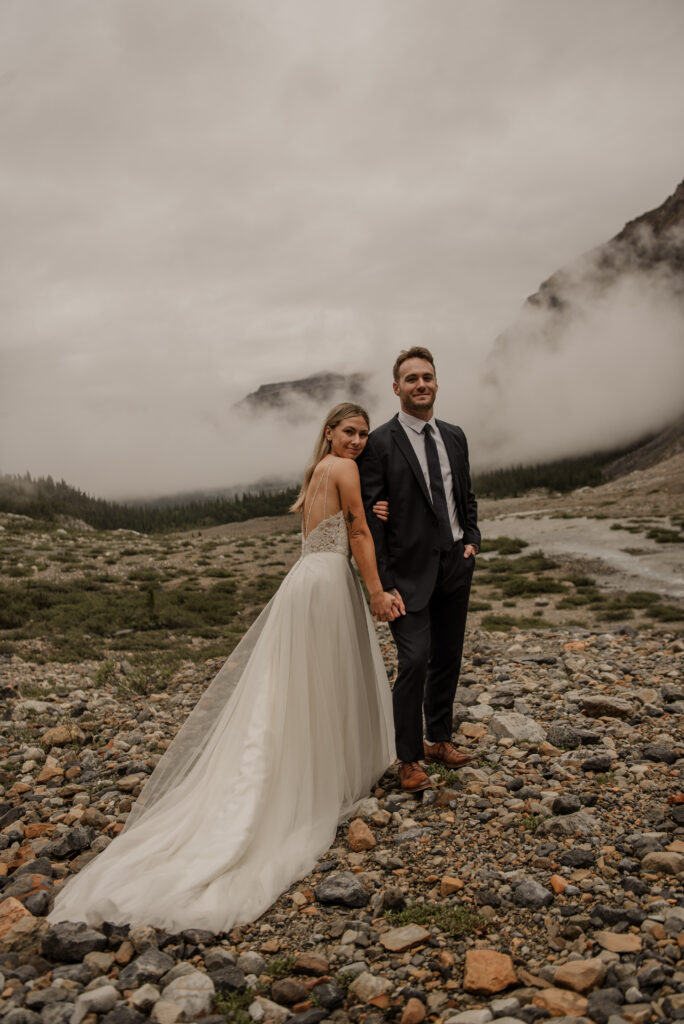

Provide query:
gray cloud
left=1, top=0, right=683, bottom=496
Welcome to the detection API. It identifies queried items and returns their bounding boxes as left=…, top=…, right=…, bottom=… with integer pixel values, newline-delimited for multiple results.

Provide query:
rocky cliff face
left=237, top=371, right=373, bottom=416
left=524, top=179, right=684, bottom=321
left=475, top=179, right=684, bottom=467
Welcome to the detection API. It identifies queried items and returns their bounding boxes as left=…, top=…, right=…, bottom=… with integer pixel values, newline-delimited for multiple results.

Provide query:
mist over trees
left=0, top=474, right=298, bottom=533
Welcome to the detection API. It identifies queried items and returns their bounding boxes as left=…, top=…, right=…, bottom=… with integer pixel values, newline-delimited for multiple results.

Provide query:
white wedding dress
left=49, top=465, right=395, bottom=932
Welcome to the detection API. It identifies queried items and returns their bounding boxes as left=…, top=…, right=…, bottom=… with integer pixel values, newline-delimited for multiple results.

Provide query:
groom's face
left=393, top=357, right=438, bottom=417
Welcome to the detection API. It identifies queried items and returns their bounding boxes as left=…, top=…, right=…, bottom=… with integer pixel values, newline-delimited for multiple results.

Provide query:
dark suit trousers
left=389, top=540, right=474, bottom=763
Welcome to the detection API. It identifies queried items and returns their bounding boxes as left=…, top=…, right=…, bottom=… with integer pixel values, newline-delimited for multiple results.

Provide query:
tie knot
left=423, top=423, right=433, bottom=437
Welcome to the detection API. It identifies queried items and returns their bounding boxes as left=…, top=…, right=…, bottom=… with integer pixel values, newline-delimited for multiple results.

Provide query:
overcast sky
left=2, top=0, right=683, bottom=497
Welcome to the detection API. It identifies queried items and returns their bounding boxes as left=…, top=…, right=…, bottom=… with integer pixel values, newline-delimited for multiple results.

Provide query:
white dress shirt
left=397, top=409, right=463, bottom=543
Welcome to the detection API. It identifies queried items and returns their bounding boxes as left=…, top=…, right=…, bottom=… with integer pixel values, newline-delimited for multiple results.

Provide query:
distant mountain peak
left=237, top=370, right=374, bottom=416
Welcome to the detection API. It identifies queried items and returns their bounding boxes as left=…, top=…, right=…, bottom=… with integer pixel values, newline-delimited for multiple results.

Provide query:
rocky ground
left=0, top=469, right=682, bottom=1024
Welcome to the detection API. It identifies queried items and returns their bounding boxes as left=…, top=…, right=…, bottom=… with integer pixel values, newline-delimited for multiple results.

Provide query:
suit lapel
left=390, top=416, right=433, bottom=508
left=436, top=419, right=464, bottom=510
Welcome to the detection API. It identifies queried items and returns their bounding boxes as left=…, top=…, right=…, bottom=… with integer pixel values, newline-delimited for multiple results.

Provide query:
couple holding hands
left=50, top=346, right=480, bottom=933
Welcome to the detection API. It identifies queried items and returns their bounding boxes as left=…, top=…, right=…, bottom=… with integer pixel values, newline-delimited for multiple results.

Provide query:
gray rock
left=513, top=879, right=553, bottom=909
left=204, top=948, right=237, bottom=971
left=181, top=928, right=215, bottom=945
left=580, top=695, right=633, bottom=719
left=161, top=971, right=215, bottom=1019
left=586, top=989, right=624, bottom=1024
left=24, top=892, right=50, bottom=917
left=71, top=985, right=119, bottom=1024
left=160, top=962, right=196, bottom=986
left=315, top=871, right=369, bottom=907
left=50, top=964, right=95, bottom=985
left=394, top=828, right=433, bottom=844
left=42, top=922, right=107, bottom=963
left=336, top=962, right=368, bottom=979
left=381, top=886, right=406, bottom=911
left=101, top=1007, right=148, bottom=1024
left=289, top=1010, right=327, bottom=1024
left=559, top=848, right=595, bottom=868
left=541, top=811, right=599, bottom=838
left=270, top=979, right=309, bottom=1006
left=41, top=827, right=95, bottom=859
left=3, top=1014, right=42, bottom=1024
left=248, top=995, right=291, bottom=1023
left=552, top=794, right=582, bottom=815
left=128, top=985, right=161, bottom=1013
left=445, top=1011, right=493, bottom=1024
left=311, top=981, right=345, bottom=1011
left=117, top=949, right=176, bottom=988
left=40, top=1006, right=74, bottom=1024
left=25, top=990, right=69, bottom=1011
left=14, top=858, right=52, bottom=878
left=490, top=712, right=546, bottom=743
left=490, top=999, right=521, bottom=1018
left=664, top=905, right=684, bottom=936
left=237, top=952, right=266, bottom=976
left=580, top=754, right=613, bottom=773
left=641, top=743, right=677, bottom=764
left=455, top=686, right=479, bottom=706
left=210, top=965, right=247, bottom=994
left=546, top=724, right=581, bottom=749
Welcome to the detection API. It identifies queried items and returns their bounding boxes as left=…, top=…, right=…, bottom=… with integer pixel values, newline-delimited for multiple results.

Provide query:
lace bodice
left=302, top=460, right=350, bottom=557
left=302, top=509, right=350, bottom=556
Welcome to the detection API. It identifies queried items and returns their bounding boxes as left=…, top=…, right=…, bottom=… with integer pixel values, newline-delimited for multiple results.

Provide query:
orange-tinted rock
left=459, top=722, right=487, bottom=739
left=24, top=823, right=54, bottom=840
left=348, top=819, right=376, bottom=851
left=36, top=756, right=63, bottom=783
left=0, top=897, right=45, bottom=954
left=294, top=953, right=329, bottom=976
left=533, top=987, right=588, bottom=1016
left=550, top=874, right=568, bottom=894
left=594, top=930, right=642, bottom=953
left=41, top=724, right=85, bottom=747
left=463, top=949, right=517, bottom=994
left=0, top=898, right=32, bottom=940
left=555, top=957, right=607, bottom=993
left=115, top=940, right=135, bottom=965
left=401, top=997, right=426, bottom=1024
left=440, top=875, right=463, bottom=896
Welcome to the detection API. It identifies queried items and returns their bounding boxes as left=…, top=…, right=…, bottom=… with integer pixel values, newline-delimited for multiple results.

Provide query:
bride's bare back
left=302, top=457, right=343, bottom=538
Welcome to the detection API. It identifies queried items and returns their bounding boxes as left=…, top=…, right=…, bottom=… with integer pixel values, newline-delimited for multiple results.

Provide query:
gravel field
left=0, top=462, right=682, bottom=1024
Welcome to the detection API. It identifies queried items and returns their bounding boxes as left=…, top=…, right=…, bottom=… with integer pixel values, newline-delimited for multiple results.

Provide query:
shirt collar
left=398, top=408, right=435, bottom=435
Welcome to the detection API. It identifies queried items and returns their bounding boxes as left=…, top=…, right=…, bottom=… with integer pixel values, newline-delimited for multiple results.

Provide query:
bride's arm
left=334, top=460, right=404, bottom=622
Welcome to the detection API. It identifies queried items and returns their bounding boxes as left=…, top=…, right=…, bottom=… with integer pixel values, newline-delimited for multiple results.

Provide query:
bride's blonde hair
left=290, top=402, right=370, bottom=513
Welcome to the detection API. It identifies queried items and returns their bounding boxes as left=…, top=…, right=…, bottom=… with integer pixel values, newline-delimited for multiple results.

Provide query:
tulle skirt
left=49, top=552, right=395, bottom=932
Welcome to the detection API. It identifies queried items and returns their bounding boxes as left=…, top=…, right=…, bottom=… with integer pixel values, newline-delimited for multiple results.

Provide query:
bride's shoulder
left=329, top=456, right=359, bottom=481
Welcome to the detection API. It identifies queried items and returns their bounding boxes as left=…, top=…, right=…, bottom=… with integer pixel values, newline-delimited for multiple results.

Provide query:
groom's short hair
left=393, top=346, right=436, bottom=382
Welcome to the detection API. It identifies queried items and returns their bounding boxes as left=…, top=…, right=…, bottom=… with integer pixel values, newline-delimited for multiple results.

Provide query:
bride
left=49, top=403, right=402, bottom=932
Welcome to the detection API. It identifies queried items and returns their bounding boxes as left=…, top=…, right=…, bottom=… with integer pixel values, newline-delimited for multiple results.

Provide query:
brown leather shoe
left=423, top=740, right=476, bottom=769
left=399, top=761, right=432, bottom=792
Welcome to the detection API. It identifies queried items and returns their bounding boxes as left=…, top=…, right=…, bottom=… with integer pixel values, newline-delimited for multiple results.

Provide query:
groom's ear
left=392, top=381, right=400, bottom=397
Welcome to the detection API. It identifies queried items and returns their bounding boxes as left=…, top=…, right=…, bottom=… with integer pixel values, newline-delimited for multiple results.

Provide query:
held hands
left=372, top=499, right=389, bottom=522
left=464, top=544, right=478, bottom=559
left=370, top=588, right=406, bottom=623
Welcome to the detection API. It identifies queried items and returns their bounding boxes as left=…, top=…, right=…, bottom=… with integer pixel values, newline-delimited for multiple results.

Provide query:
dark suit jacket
left=358, top=414, right=480, bottom=612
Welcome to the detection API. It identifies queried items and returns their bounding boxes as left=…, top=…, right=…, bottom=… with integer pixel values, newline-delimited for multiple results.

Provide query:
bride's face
left=326, top=415, right=369, bottom=459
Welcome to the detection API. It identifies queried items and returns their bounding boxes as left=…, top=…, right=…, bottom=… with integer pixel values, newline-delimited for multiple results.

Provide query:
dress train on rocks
left=49, top=509, right=395, bottom=932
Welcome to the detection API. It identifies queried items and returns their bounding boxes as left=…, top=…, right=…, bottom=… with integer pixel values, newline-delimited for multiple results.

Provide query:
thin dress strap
left=304, top=460, right=334, bottom=538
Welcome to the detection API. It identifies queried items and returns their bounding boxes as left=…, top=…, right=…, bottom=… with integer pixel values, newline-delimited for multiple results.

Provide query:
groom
left=359, top=347, right=481, bottom=792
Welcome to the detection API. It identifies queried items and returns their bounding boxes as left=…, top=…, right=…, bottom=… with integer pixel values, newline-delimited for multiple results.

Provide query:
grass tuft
left=386, top=901, right=485, bottom=937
